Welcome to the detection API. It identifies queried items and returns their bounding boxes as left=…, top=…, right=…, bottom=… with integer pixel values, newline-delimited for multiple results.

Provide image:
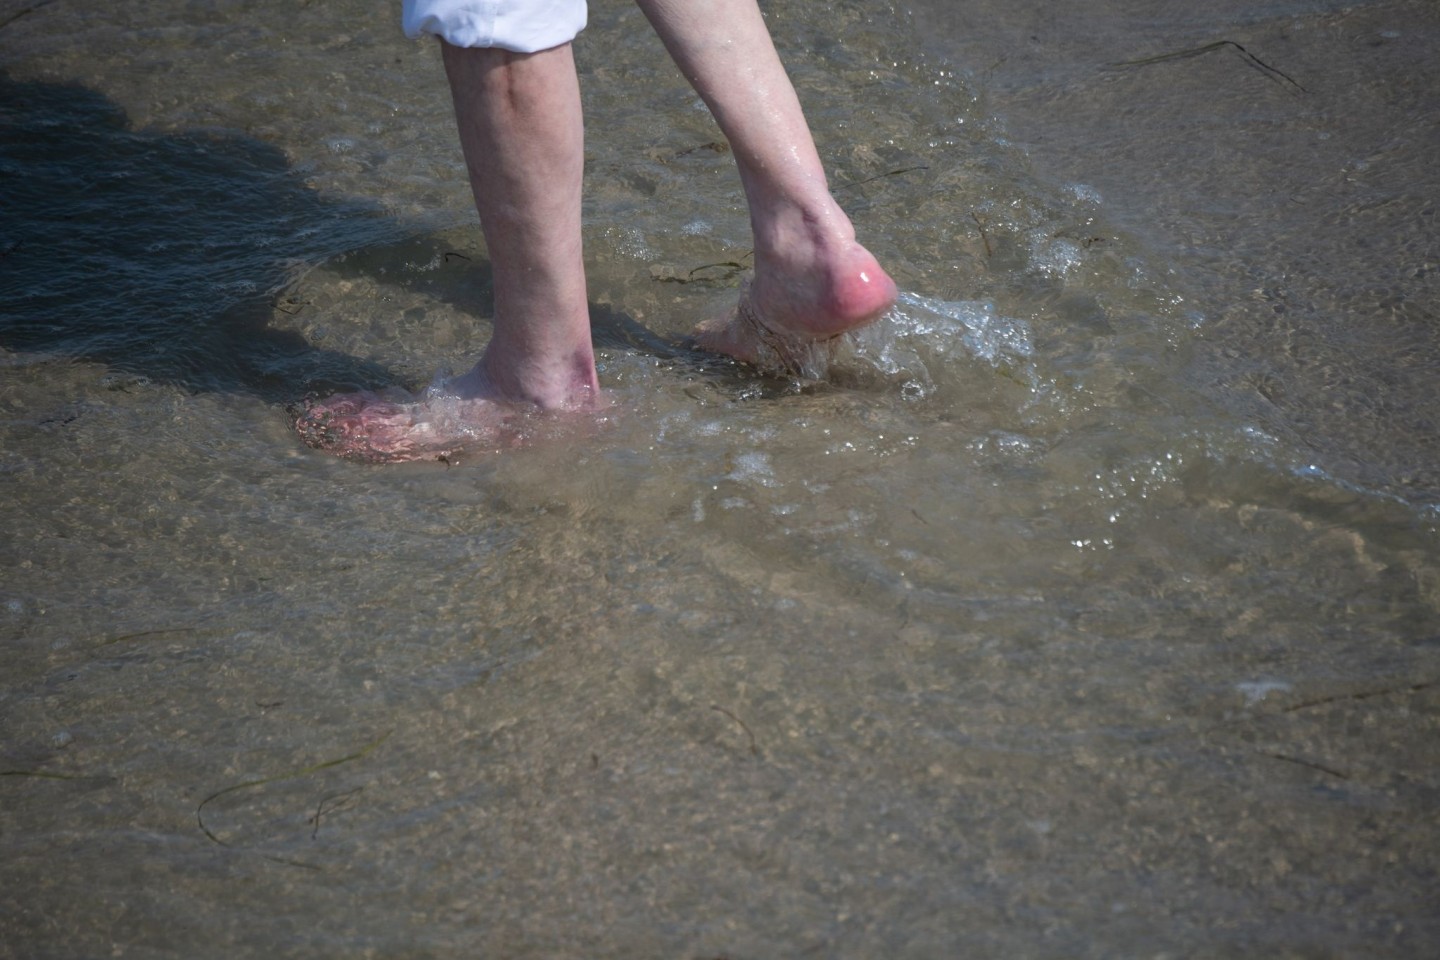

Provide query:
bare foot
left=693, top=239, right=897, bottom=376
left=291, top=387, right=529, bottom=464
left=293, top=332, right=602, bottom=464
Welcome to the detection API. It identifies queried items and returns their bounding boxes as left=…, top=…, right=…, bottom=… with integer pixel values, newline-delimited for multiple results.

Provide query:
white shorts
left=402, top=0, right=587, bottom=53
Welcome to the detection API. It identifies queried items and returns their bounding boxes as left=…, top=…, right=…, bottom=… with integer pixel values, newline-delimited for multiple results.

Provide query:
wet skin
left=295, top=1, right=897, bottom=463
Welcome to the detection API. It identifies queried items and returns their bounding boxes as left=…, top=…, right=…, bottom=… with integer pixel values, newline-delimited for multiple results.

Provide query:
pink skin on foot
left=694, top=241, right=898, bottom=373
left=292, top=352, right=602, bottom=464
left=291, top=390, right=524, bottom=464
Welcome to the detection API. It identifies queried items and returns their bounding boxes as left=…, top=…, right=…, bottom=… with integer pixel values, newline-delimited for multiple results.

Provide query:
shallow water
left=2, top=0, right=1438, bottom=957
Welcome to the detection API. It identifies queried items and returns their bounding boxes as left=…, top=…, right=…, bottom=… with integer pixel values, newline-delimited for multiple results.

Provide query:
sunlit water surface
left=2, top=0, right=1437, bottom=957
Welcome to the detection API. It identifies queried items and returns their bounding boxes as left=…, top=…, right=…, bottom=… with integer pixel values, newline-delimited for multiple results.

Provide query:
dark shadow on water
left=0, top=72, right=700, bottom=408
left=314, top=233, right=695, bottom=364
left=0, top=71, right=410, bottom=400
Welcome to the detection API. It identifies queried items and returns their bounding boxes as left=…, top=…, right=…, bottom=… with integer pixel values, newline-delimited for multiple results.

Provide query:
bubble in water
left=1236, top=680, right=1292, bottom=706
left=837, top=291, right=1036, bottom=398
left=1028, top=234, right=1083, bottom=277
left=604, top=226, right=654, bottom=259
left=727, top=451, right=778, bottom=487
left=890, top=291, right=1033, bottom=363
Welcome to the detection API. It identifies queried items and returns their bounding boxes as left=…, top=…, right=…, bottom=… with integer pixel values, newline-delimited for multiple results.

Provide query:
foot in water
left=692, top=237, right=898, bottom=376
left=293, top=339, right=601, bottom=464
left=291, top=387, right=525, bottom=464
left=292, top=242, right=896, bottom=463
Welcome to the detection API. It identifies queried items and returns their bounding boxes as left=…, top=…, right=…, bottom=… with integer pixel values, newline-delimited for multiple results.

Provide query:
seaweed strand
left=1113, top=40, right=1306, bottom=93
left=195, top=730, right=391, bottom=865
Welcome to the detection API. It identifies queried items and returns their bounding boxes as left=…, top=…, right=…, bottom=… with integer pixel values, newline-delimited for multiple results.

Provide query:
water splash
left=837, top=291, right=1035, bottom=398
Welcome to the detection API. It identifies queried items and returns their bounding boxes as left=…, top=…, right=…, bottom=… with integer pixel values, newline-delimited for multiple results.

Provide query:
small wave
left=830, top=291, right=1035, bottom=399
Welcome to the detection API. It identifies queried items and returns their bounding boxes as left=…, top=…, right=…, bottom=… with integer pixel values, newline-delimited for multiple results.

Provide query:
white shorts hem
left=401, top=0, right=587, bottom=53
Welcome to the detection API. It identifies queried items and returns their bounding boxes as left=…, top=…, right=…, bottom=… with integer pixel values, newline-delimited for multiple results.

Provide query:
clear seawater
left=2, top=0, right=1437, bottom=956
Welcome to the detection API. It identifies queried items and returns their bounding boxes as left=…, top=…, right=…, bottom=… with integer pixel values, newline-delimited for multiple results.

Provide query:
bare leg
left=295, top=42, right=598, bottom=462
left=635, top=0, right=898, bottom=366
left=440, top=40, right=598, bottom=409
left=295, top=8, right=894, bottom=460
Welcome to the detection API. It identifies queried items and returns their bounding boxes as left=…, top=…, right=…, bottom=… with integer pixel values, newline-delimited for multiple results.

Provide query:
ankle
left=467, top=343, right=598, bottom=411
